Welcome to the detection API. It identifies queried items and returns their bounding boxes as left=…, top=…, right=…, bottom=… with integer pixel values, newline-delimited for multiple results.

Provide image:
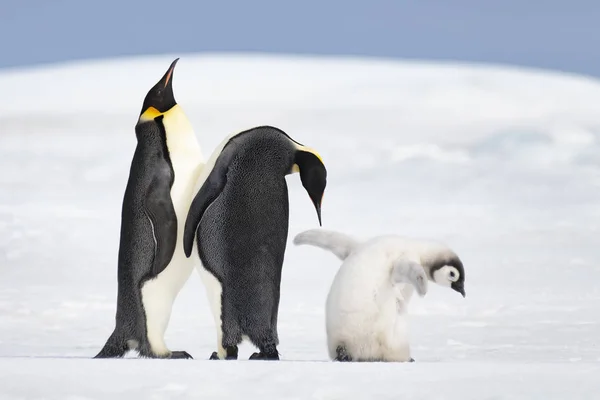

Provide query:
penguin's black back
left=197, top=128, right=296, bottom=345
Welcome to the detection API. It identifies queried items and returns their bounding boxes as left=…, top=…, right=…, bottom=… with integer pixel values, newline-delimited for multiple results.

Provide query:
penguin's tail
left=93, top=329, right=129, bottom=359
left=293, top=228, right=361, bottom=261
left=391, top=258, right=428, bottom=297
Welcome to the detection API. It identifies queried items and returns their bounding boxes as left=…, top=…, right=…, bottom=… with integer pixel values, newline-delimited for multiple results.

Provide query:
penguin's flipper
left=391, top=258, right=428, bottom=297
left=144, top=176, right=178, bottom=276
left=183, top=143, right=237, bottom=258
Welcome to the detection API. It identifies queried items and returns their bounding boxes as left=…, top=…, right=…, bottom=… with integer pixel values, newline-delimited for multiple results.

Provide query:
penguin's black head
left=139, top=58, right=179, bottom=120
left=294, top=149, right=327, bottom=226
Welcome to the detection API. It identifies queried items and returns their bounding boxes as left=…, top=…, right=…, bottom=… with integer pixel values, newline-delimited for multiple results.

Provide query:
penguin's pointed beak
left=160, top=58, right=179, bottom=91
left=314, top=200, right=322, bottom=226
left=452, top=281, right=466, bottom=298
left=138, top=58, right=180, bottom=120
left=306, top=185, right=324, bottom=227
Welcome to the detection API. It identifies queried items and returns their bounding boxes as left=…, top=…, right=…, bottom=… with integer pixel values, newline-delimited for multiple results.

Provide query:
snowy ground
left=1, top=53, right=600, bottom=399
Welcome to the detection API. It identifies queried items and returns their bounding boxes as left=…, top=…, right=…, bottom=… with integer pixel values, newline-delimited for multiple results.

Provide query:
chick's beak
left=452, top=282, right=466, bottom=298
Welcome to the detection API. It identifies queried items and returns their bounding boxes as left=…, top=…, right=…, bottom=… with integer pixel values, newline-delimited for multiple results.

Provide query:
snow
left=1, top=53, right=600, bottom=398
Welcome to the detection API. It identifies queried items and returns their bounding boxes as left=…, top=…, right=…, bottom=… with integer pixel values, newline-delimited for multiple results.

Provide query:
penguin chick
left=95, top=59, right=204, bottom=359
left=293, top=228, right=466, bottom=362
left=183, top=125, right=327, bottom=361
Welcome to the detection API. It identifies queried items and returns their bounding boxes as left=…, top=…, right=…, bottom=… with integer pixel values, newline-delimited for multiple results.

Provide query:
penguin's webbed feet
left=209, top=346, right=238, bottom=360
left=249, top=344, right=279, bottom=361
left=333, top=345, right=352, bottom=362
left=334, top=354, right=352, bottom=362
left=249, top=351, right=280, bottom=361
left=138, top=348, right=193, bottom=359
left=169, top=351, right=193, bottom=359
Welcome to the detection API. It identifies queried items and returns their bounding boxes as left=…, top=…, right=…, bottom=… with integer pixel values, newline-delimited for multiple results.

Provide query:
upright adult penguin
left=95, top=59, right=205, bottom=359
left=183, top=125, right=327, bottom=361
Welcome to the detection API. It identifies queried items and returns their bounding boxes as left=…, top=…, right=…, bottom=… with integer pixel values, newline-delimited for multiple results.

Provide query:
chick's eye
left=447, top=268, right=460, bottom=282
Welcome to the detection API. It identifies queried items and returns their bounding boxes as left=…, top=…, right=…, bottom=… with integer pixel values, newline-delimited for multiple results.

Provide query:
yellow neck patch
left=139, top=106, right=170, bottom=123
left=290, top=144, right=324, bottom=175
left=296, top=144, right=324, bottom=164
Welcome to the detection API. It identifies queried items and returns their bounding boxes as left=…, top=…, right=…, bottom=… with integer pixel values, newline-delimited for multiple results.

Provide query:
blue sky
left=1, top=0, right=598, bottom=78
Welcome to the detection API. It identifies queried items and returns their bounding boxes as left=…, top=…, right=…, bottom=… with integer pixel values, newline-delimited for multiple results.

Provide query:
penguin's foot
left=209, top=346, right=238, bottom=360
left=334, top=354, right=352, bottom=362
left=249, top=344, right=279, bottom=361
left=138, top=348, right=193, bottom=359
left=249, top=351, right=280, bottom=360
left=334, top=345, right=352, bottom=362
left=169, top=351, right=193, bottom=359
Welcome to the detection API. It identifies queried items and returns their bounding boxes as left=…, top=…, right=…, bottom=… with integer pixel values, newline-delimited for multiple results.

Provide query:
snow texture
left=1, top=54, right=600, bottom=399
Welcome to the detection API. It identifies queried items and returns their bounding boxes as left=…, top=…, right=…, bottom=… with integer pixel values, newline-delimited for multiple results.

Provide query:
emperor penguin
left=95, top=59, right=205, bottom=359
left=293, top=228, right=466, bottom=362
left=183, top=125, right=327, bottom=361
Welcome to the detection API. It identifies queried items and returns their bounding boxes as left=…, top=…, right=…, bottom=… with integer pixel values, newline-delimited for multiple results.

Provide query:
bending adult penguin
left=293, top=228, right=466, bottom=362
left=95, top=59, right=205, bottom=359
left=183, top=125, right=327, bottom=361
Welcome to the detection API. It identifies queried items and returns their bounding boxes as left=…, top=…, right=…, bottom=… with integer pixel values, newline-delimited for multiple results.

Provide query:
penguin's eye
left=447, top=267, right=460, bottom=282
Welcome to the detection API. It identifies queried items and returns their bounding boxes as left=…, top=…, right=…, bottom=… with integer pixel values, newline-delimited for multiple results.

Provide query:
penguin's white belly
left=141, top=150, right=203, bottom=355
left=325, top=256, right=412, bottom=362
left=327, top=295, right=411, bottom=361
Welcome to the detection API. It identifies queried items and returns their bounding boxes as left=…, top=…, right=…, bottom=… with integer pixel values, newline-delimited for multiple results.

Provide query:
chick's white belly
left=325, top=267, right=410, bottom=360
